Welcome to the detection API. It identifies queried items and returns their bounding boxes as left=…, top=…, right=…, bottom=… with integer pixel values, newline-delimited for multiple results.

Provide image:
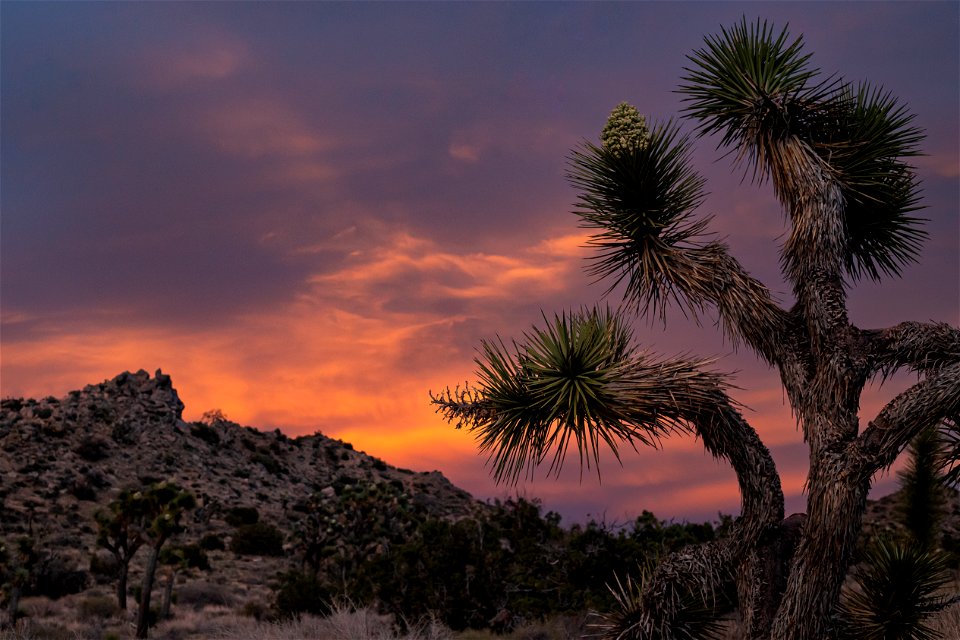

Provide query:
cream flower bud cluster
left=601, top=102, right=649, bottom=155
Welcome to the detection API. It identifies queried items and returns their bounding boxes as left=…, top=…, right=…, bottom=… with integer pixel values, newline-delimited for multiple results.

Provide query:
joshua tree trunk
left=160, top=568, right=177, bottom=620
left=136, top=545, right=161, bottom=639
left=4, top=584, right=21, bottom=629
left=116, top=559, right=129, bottom=610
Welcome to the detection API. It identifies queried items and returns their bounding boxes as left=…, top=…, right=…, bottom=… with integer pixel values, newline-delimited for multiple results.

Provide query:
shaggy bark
left=116, top=561, right=130, bottom=611
left=160, top=568, right=177, bottom=620
left=136, top=545, right=161, bottom=639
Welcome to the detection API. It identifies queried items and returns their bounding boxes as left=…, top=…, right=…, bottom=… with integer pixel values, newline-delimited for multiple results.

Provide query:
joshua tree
left=834, top=423, right=955, bottom=639
left=95, top=482, right=195, bottom=636
left=133, top=482, right=195, bottom=639
left=0, top=537, right=38, bottom=629
left=96, top=489, right=149, bottom=610
left=433, top=19, right=959, bottom=640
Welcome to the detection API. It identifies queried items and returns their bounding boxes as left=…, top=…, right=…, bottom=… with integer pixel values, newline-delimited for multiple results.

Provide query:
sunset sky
left=2, top=2, right=958, bottom=525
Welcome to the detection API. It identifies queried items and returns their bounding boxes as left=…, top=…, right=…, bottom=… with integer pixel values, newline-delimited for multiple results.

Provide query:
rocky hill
left=0, top=370, right=482, bottom=617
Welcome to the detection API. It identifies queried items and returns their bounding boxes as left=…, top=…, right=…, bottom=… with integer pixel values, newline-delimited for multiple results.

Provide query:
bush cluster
left=231, top=522, right=284, bottom=557
left=277, top=488, right=726, bottom=631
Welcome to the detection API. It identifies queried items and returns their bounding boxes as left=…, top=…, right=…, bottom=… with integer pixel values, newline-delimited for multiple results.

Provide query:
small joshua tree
left=96, top=489, right=149, bottom=610
left=0, top=537, right=38, bottom=628
left=433, top=19, right=959, bottom=640
left=835, top=424, right=955, bottom=639
left=133, top=482, right=195, bottom=639
left=897, top=426, right=949, bottom=550
left=96, top=482, right=195, bottom=636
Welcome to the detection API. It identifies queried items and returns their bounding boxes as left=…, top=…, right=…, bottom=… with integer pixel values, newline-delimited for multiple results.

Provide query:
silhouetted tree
left=97, top=482, right=198, bottom=639
left=96, top=489, right=148, bottom=610
left=133, top=482, right=195, bottom=638
left=433, top=19, right=959, bottom=640
left=0, top=537, right=38, bottom=628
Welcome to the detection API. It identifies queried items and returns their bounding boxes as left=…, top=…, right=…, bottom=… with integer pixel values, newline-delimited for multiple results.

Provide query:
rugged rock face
left=0, top=369, right=482, bottom=607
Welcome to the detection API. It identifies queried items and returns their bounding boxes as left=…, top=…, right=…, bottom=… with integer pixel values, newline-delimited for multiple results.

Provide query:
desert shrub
left=110, top=421, right=134, bottom=444
left=75, top=436, right=111, bottom=462
left=273, top=570, right=332, bottom=618
left=225, top=506, right=260, bottom=527
left=9, top=620, right=73, bottom=640
left=70, top=477, right=98, bottom=501
left=252, top=451, right=284, bottom=475
left=29, top=556, right=88, bottom=599
left=176, top=581, right=236, bottom=610
left=89, top=552, right=120, bottom=581
left=78, top=594, right=120, bottom=620
left=84, top=469, right=110, bottom=489
left=137, top=473, right=163, bottom=486
left=231, top=522, right=284, bottom=557
left=166, top=543, right=211, bottom=572
left=40, top=422, right=66, bottom=438
left=240, top=599, right=269, bottom=621
left=199, top=533, right=226, bottom=551
left=2, top=397, right=24, bottom=412
left=190, top=422, right=221, bottom=446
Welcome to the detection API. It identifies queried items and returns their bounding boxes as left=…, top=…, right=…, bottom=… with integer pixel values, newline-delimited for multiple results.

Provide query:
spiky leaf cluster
left=97, top=482, right=195, bottom=550
left=595, top=570, right=727, bottom=640
left=680, top=18, right=926, bottom=281
left=432, top=308, right=725, bottom=484
left=463, top=307, right=661, bottom=483
left=680, top=18, right=824, bottom=179
left=836, top=538, right=953, bottom=640
left=807, top=83, right=925, bottom=280
left=568, top=120, right=708, bottom=312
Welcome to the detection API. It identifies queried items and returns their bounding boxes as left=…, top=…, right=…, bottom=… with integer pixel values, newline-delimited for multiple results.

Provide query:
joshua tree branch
left=865, top=321, right=960, bottom=378
left=647, top=241, right=792, bottom=368
left=853, top=361, right=960, bottom=478
left=683, top=390, right=785, bottom=539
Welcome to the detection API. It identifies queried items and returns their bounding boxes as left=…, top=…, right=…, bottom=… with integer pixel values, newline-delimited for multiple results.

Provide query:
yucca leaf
left=595, top=566, right=729, bottom=640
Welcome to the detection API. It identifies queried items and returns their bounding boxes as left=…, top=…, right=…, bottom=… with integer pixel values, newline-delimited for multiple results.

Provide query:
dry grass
left=0, top=600, right=453, bottom=640
left=1, top=587, right=955, bottom=640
